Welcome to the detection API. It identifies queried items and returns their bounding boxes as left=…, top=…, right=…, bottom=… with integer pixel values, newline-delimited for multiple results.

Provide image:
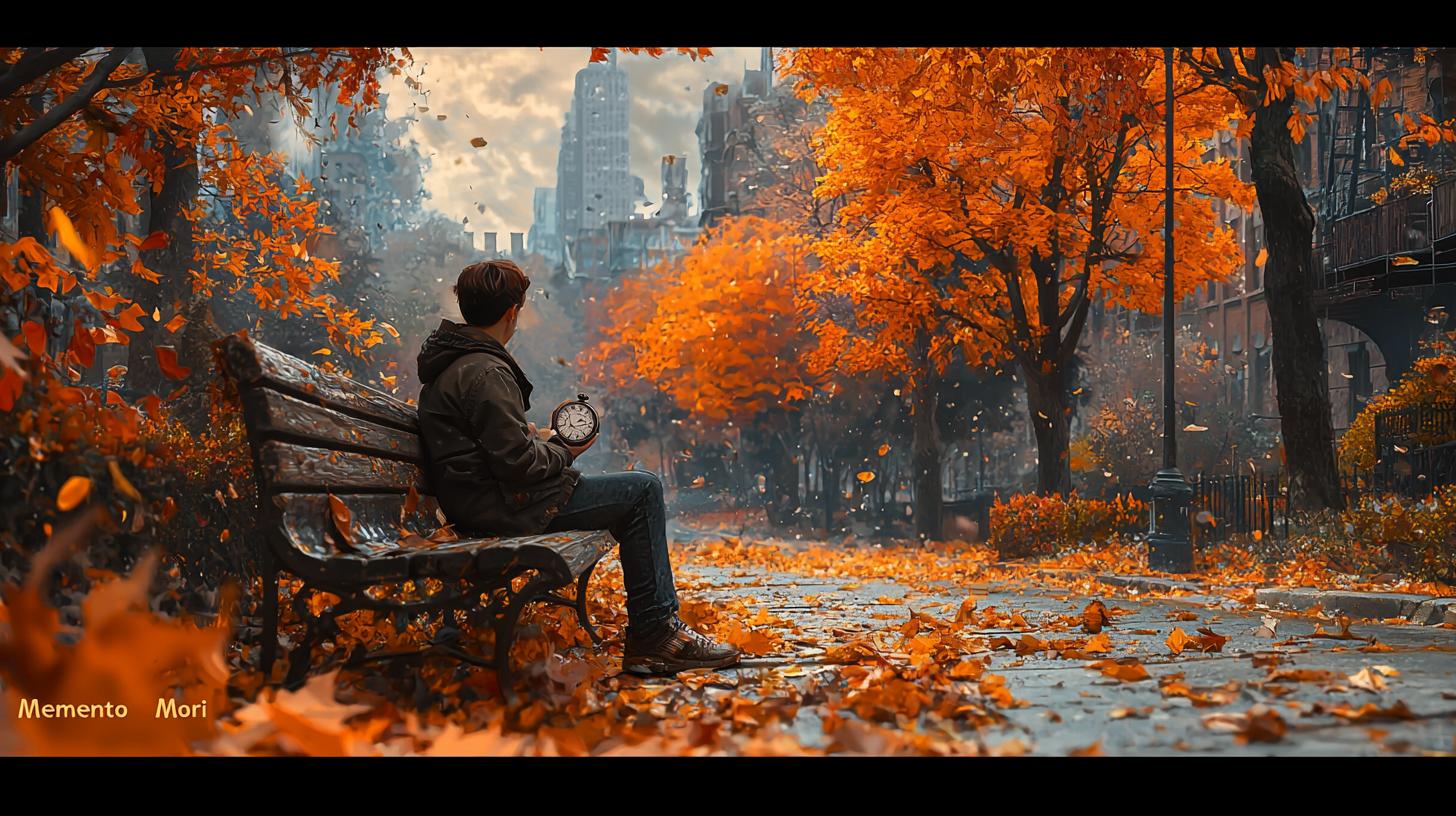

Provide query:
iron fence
left=1189, top=472, right=1289, bottom=542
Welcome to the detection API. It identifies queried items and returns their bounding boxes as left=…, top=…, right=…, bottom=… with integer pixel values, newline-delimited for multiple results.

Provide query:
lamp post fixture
left=1147, top=46, right=1195, bottom=573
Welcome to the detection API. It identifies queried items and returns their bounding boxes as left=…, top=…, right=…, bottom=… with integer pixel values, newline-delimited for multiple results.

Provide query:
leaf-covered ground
left=3, top=511, right=1455, bottom=756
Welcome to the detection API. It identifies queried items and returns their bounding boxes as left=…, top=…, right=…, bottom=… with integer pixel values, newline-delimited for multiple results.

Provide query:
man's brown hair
left=454, top=259, right=530, bottom=327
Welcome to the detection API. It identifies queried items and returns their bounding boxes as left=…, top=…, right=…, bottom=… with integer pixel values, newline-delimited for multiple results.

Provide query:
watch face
left=553, top=401, right=597, bottom=443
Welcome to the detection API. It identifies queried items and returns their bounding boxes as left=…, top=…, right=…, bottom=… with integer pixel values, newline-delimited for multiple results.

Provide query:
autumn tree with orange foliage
left=0, top=48, right=409, bottom=605
left=1, top=47, right=402, bottom=427
left=789, top=47, right=1250, bottom=501
left=586, top=216, right=819, bottom=523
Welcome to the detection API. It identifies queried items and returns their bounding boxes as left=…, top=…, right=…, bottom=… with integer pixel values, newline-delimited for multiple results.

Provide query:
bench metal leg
left=574, top=562, right=602, bottom=647
left=285, top=587, right=329, bottom=690
left=259, top=555, right=279, bottom=682
left=492, top=574, right=551, bottom=705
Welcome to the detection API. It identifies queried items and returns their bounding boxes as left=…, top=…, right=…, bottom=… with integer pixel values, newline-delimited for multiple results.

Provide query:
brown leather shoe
left=622, top=617, right=741, bottom=675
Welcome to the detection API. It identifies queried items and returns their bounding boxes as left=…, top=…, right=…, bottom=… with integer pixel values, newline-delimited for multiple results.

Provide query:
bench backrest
left=218, top=334, right=446, bottom=577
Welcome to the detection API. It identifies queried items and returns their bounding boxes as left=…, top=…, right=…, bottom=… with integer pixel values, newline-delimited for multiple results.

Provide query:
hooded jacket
left=416, top=319, right=579, bottom=536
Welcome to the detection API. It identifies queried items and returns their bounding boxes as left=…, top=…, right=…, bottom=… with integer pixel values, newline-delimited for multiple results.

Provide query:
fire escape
left=1311, top=47, right=1456, bottom=380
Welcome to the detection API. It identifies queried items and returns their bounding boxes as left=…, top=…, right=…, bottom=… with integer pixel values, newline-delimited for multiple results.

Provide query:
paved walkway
left=665, top=523, right=1456, bottom=756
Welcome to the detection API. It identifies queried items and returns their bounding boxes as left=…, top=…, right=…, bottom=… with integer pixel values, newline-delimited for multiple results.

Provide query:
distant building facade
left=696, top=48, right=776, bottom=229
left=528, top=187, right=561, bottom=263
left=1086, top=48, right=1456, bottom=440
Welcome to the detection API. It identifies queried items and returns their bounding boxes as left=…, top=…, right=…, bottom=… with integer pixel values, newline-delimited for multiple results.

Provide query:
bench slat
left=220, top=334, right=419, bottom=432
left=274, top=493, right=614, bottom=583
left=244, top=387, right=423, bottom=462
left=259, top=439, right=427, bottom=494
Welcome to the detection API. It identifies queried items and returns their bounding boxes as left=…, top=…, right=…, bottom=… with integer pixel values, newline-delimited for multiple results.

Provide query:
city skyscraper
left=555, top=49, right=633, bottom=269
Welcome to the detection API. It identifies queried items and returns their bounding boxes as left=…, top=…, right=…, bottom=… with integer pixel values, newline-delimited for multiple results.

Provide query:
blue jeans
left=544, top=471, right=679, bottom=629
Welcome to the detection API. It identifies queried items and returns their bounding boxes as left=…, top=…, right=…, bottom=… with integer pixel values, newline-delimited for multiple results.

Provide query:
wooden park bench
left=216, top=333, right=614, bottom=702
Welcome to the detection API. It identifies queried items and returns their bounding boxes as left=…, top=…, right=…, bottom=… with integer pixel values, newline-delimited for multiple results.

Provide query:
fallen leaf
left=1166, top=627, right=1191, bottom=655
left=1082, top=599, right=1113, bottom=634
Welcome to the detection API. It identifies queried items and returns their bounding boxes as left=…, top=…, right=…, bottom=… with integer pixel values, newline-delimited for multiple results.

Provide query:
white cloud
left=380, top=47, right=766, bottom=238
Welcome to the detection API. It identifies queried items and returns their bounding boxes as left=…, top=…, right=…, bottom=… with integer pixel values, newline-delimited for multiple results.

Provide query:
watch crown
left=577, top=393, right=589, bottom=402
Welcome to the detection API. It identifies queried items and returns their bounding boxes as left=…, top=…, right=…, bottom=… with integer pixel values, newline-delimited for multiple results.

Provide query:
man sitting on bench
left=415, top=259, right=741, bottom=675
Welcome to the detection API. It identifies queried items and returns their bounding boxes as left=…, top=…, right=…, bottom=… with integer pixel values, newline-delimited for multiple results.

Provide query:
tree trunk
left=761, top=410, right=801, bottom=527
left=1250, top=69, right=1344, bottom=511
left=910, top=367, right=943, bottom=540
left=125, top=47, right=221, bottom=432
left=821, top=453, right=838, bottom=534
left=1024, top=363, right=1073, bottom=496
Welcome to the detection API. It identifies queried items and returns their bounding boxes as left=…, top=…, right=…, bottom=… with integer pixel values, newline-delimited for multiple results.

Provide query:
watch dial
left=555, top=402, right=596, bottom=442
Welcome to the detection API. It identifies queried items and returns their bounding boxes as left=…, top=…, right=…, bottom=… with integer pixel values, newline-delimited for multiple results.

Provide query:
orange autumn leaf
left=328, top=493, right=357, bottom=551
left=56, top=476, right=92, bottom=512
left=1083, top=633, right=1113, bottom=654
left=48, top=207, right=97, bottom=272
left=155, top=346, right=191, bottom=380
left=1166, top=627, right=1192, bottom=655
left=1090, top=658, right=1151, bottom=683
left=164, top=313, right=187, bottom=333
left=1082, top=599, right=1113, bottom=634
left=137, top=231, right=169, bottom=251
left=856, top=471, right=876, bottom=484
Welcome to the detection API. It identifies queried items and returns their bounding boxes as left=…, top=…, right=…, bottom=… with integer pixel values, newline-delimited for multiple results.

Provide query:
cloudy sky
left=378, top=47, right=767, bottom=242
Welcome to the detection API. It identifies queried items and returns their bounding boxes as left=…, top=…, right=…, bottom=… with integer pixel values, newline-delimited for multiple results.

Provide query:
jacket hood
left=416, top=319, right=534, bottom=409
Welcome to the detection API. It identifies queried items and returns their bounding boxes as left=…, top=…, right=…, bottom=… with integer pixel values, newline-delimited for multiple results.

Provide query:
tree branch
left=0, top=47, right=132, bottom=165
left=0, top=47, right=94, bottom=102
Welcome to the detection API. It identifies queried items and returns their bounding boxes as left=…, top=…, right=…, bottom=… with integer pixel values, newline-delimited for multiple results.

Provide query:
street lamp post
left=1148, top=46, right=1195, bottom=573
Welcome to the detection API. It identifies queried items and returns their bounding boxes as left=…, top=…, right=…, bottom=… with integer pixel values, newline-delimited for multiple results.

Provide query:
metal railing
left=1434, top=175, right=1456, bottom=244
left=1331, top=193, right=1431, bottom=272
left=1374, top=401, right=1456, bottom=455
left=1190, top=472, right=1289, bottom=542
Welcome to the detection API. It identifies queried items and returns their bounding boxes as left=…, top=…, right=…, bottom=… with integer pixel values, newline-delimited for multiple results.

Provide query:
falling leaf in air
left=57, top=476, right=93, bottom=511
left=856, top=471, right=876, bottom=484
left=690, top=476, right=706, bottom=488
left=108, top=459, right=142, bottom=502
left=156, top=346, right=191, bottom=380
left=1184, top=423, right=1209, bottom=432
left=379, top=321, right=400, bottom=339
left=714, top=83, right=730, bottom=95
left=1391, top=255, right=1419, bottom=267
left=164, top=313, right=187, bottom=333
left=877, top=444, right=891, bottom=457
left=49, top=207, right=97, bottom=272
left=138, top=231, right=169, bottom=251
left=1254, top=248, right=1268, bottom=268
left=470, top=137, right=488, bottom=149
left=313, top=348, right=332, bottom=356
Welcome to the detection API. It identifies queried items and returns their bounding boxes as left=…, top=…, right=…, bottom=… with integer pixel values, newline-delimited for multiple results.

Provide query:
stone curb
left=1025, top=568, right=1456, bottom=626
left=1253, top=587, right=1456, bottom=626
left=1096, top=574, right=1204, bottom=594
